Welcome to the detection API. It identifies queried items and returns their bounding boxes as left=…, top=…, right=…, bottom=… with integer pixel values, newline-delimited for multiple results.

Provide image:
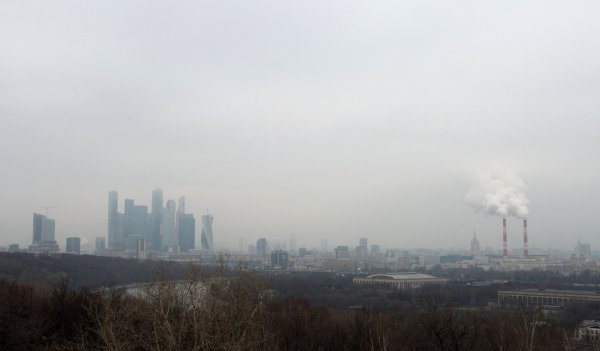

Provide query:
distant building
left=359, top=237, right=368, bottom=251
left=108, top=191, right=119, bottom=248
left=288, top=234, right=297, bottom=255
left=335, top=246, right=350, bottom=259
left=576, top=242, right=592, bottom=258
left=353, top=272, right=449, bottom=290
left=32, top=213, right=55, bottom=243
left=498, top=289, right=600, bottom=307
left=371, top=244, right=381, bottom=256
left=175, top=197, right=185, bottom=248
left=419, top=255, right=440, bottom=266
left=30, top=213, right=59, bottom=253
left=130, top=205, right=148, bottom=243
left=66, top=237, right=81, bottom=254
left=95, top=237, right=106, bottom=254
left=8, top=244, right=19, bottom=253
left=149, top=189, right=163, bottom=251
left=161, top=199, right=177, bottom=251
left=298, top=248, right=311, bottom=257
left=179, top=214, right=195, bottom=252
left=201, top=213, right=214, bottom=250
left=470, top=232, right=481, bottom=255
left=257, top=238, right=268, bottom=256
left=136, top=238, right=147, bottom=260
left=271, top=249, right=289, bottom=270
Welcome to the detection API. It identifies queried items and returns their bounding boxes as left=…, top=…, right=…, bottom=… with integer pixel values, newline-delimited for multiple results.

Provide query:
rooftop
left=364, top=272, right=442, bottom=280
left=500, top=289, right=600, bottom=297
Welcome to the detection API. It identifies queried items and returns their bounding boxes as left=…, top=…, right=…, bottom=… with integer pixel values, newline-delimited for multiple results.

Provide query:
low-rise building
left=353, top=272, right=449, bottom=290
left=498, top=289, right=600, bottom=307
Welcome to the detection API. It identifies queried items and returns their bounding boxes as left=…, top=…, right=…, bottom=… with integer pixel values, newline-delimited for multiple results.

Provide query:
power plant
left=501, top=218, right=529, bottom=257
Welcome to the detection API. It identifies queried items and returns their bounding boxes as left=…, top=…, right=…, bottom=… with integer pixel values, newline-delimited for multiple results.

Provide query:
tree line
left=0, top=265, right=587, bottom=351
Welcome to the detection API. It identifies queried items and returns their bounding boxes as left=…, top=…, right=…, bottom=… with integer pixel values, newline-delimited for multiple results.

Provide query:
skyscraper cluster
left=107, top=190, right=204, bottom=253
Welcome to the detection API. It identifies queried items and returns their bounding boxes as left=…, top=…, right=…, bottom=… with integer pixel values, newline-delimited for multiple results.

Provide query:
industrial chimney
left=502, top=218, right=508, bottom=257
left=523, top=219, right=529, bottom=257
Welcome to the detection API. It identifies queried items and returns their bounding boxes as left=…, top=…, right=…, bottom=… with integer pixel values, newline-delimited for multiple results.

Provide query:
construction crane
left=42, top=206, right=55, bottom=216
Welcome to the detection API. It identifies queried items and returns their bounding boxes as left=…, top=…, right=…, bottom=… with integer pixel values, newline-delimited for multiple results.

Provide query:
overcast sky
left=1, top=1, right=599, bottom=251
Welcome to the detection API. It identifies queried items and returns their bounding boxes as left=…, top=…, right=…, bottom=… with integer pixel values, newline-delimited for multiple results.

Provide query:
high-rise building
left=175, top=196, right=185, bottom=248
left=124, top=199, right=134, bottom=215
left=201, top=213, right=214, bottom=250
left=161, top=200, right=177, bottom=251
left=271, top=249, right=289, bottom=270
left=149, top=189, right=163, bottom=251
left=108, top=191, right=119, bottom=248
left=256, top=238, right=268, bottom=256
left=179, top=214, right=195, bottom=252
left=576, top=241, right=592, bottom=258
left=95, top=237, right=106, bottom=254
left=66, top=237, right=81, bottom=254
left=31, top=213, right=59, bottom=253
left=121, top=199, right=135, bottom=242
left=131, top=205, right=148, bottom=238
left=288, top=234, right=297, bottom=255
left=32, top=213, right=56, bottom=243
left=471, top=232, right=481, bottom=255
left=357, top=237, right=368, bottom=258
left=371, top=244, right=381, bottom=256
left=359, top=237, right=368, bottom=250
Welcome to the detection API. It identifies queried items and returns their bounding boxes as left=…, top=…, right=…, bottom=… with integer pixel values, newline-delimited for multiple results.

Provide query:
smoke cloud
left=465, top=173, right=530, bottom=218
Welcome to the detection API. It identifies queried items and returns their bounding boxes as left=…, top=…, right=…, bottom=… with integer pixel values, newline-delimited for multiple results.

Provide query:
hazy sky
left=2, top=1, right=599, bottom=251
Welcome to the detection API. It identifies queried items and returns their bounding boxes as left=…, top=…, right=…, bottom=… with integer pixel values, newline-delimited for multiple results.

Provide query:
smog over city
left=2, top=2, right=600, bottom=349
left=2, top=1, right=599, bottom=253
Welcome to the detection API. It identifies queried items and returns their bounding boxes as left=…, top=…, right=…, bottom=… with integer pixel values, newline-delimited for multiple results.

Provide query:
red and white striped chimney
left=502, top=218, right=508, bottom=257
left=523, top=219, right=529, bottom=257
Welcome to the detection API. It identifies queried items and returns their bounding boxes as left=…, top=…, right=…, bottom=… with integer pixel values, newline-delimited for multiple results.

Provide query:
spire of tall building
left=470, top=230, right=481, bottom=256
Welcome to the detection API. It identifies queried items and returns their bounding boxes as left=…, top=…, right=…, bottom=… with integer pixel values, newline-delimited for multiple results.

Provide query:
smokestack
left=502, top=218, right=508, bottom=257
left=523, top=219, right=529, bottom=257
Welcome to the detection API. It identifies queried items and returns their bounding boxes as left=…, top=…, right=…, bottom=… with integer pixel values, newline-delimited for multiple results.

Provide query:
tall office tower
left=31, top=213, right=59, bottom=253
left=108, top=191, right=119, bottom=248
left=359, top=237, right=368, bottom=251
left=175, top=196, right=185, bottom=248
left=160, top=200, right=177, bottom=251
left=32, top=213, right=56, bottom=243
left=66, top=237, right=81, bottom=254
left=288, top=234, right=297, bottom=255
left=256, top=238, right=268, bottom=256
left=149, top=189, right=163, bottom=250
left=121, top=199, right=135, bottom=243
left=201, top=213, right=214, bottom=250
left=179, top=214, right=195, bottom=252
left=131, top=205, right=148, bottom=236
left=95, top=237, right=106, bottom=254
left=124, top=199, right=134, bottom=215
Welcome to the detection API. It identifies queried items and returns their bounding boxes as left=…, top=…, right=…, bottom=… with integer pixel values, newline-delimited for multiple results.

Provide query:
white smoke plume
left=465, top=173, right=530, bottom=219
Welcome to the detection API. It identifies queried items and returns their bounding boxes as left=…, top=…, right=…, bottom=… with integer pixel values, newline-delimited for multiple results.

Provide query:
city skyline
left=1, top=1, right=600, bottom=249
